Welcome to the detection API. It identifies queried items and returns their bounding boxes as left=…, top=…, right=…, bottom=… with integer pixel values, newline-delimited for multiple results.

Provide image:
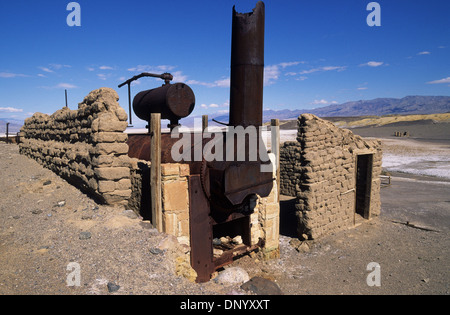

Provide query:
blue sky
left=0, top=0, right=449, bottom=127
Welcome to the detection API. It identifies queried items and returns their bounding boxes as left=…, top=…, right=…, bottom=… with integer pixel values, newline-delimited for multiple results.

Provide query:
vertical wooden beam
left=202, top=115, right=208, bottom=132
left=150, top=113, right=162, bottom=232
left=271, top=119, right=280, bottom=202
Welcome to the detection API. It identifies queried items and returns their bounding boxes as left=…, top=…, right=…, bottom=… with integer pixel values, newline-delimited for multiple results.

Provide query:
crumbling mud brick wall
left=19, top=88, right=131, bottom=206
left=280, top=114, right=382, bottom=240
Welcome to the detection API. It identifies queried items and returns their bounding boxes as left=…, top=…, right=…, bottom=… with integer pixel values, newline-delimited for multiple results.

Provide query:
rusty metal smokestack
left=229, top=1, right=265, bottom=128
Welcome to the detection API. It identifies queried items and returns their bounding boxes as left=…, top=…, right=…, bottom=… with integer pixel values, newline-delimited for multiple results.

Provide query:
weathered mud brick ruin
left=19, top=87, right=280, bottom=282
left=19, top=88, right=131, bottom=206
left=280, top=114, right=382, bottom=240
left=18, top=1, right=382, bottom=283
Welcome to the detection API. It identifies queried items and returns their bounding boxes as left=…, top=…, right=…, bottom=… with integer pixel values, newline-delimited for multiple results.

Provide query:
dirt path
left=1, top=143, right=448, bottom=295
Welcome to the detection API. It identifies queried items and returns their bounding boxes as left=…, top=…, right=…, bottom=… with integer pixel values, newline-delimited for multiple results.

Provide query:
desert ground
left=0, top=119, right=449, bottom=295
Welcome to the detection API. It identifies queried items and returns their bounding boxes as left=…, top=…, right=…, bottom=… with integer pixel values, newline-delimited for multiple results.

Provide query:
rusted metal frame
left=213, top=239, right=264, bottom=270
left=189, top=175, right=215, bottom=283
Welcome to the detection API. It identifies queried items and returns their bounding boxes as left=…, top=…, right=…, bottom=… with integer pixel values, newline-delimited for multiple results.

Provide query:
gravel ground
left=0, top=143, right=449, bottom=295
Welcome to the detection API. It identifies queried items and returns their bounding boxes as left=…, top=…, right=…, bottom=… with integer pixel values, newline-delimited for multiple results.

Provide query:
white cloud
left=97, top=74, right=108, bottom=80
left=38, top=67, right=54, bottom=73
left=300, top=66, right=346, bottom=75
left=311, top=99, right=338, bottom=105
left=50, top=64, right=71, bottom=70
left=360, top=61, right=384, bottom=67
left=172, top=71, right=187, bottom=82
left=0, top=107, right=23, bottom=113
left=418, top=51, right=431, bottom=55
left=426, top=77, right=450, bottom=84
left=186, top=77, right=230, bottom=88
left=128, top=65, right=176, bottom=73
left=279, top=61, right=304, bottom=68
left=56, top=83, right=77, bottom=89
left=264, top=65, right=281, bottom=86
left=209, top=104, right=219, bottom=108
left=312, top=99, right=330, bottom=105
left=0, top=72, right=28, bottom=78
left=99, top=66, right=114, bottom=70
left=214, top=77, right=230, bottom=88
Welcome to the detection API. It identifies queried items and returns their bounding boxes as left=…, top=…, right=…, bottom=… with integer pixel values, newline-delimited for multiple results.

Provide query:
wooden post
left=150, top=113, right=162, bottom=232
left=202, top=115, right=208, bottom=132
left=6, top=123, right=10, bottom=144
left=271, top=119, right=280, bottom=202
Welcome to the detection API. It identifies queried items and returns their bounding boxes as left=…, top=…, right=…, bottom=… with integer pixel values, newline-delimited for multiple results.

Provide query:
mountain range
left=2, top=96, right=449, bottom=132
left=203, top=95, right=450, bottom=125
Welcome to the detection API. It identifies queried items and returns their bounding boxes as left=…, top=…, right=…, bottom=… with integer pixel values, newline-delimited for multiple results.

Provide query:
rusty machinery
left=121, top=1, right=273, bottom=282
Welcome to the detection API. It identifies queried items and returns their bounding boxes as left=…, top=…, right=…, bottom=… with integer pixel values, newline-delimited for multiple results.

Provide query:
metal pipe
left=229, top=1, right=265, bottom=128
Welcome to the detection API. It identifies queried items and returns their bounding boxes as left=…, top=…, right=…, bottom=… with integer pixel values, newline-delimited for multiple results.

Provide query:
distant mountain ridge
left=3, top=96, right=450, bottom=131
left=204, top=95, right=450, bottom=125
left=309, top=96, right=450, bottom=118
left=0, top=118, right=23, bottom=134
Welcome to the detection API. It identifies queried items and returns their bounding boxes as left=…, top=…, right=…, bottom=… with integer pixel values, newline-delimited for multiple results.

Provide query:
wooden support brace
left=150, top=113, right=162, bottom=232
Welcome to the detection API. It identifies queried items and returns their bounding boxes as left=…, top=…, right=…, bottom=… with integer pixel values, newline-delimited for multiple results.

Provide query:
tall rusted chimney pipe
left=229, top=1, right=265, bottom=128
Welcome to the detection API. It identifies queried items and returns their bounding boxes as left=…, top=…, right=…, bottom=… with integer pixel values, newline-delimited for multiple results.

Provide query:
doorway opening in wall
left=355, top=154, right=373, bottom=221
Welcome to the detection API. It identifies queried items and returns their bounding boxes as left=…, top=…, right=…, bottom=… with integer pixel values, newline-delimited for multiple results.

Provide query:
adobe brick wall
left=280, top=114, right=382, bottom=240
left=19, top=88, right=131, bottom=206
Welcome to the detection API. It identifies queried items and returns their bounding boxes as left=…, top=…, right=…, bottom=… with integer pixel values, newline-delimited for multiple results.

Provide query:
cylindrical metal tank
left=132, top=83, right=195, bottom=124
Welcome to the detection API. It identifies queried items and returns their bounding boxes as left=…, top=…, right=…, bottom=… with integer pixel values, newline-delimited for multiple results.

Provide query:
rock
left=31, top=209, right=43, bottom=215
left=107, top=282, right=120, bottom=293
left=175, top=255, right=197, bottom=283
left=122, top=209, right=138, bottom=219
left=289, top=238, right=310, bottom=253
left=212, top=238, right=222, bottom=246
left=43, top=180, right=52, bottom=186
left=157, top=234, right=179, bottom=251
left=213, top=248, right=224, bottom=257
left=240, top=277, right=283, bottom=295
left=215, top=267, right=250, bottom=285
left=56, top=201, right=66, bottom=207
left=79, top=231, right=91, bottom=240
left=296, top=241, right=310, bottom=253
left=149, top=248, right=163, bottom=255
left=232, top=235, right=243, bottom=245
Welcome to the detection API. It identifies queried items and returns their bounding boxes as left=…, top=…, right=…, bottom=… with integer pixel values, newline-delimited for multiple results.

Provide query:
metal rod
left=128, top=83, right=133, bottom=126
left=65, top=89, right=68, bottom=108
